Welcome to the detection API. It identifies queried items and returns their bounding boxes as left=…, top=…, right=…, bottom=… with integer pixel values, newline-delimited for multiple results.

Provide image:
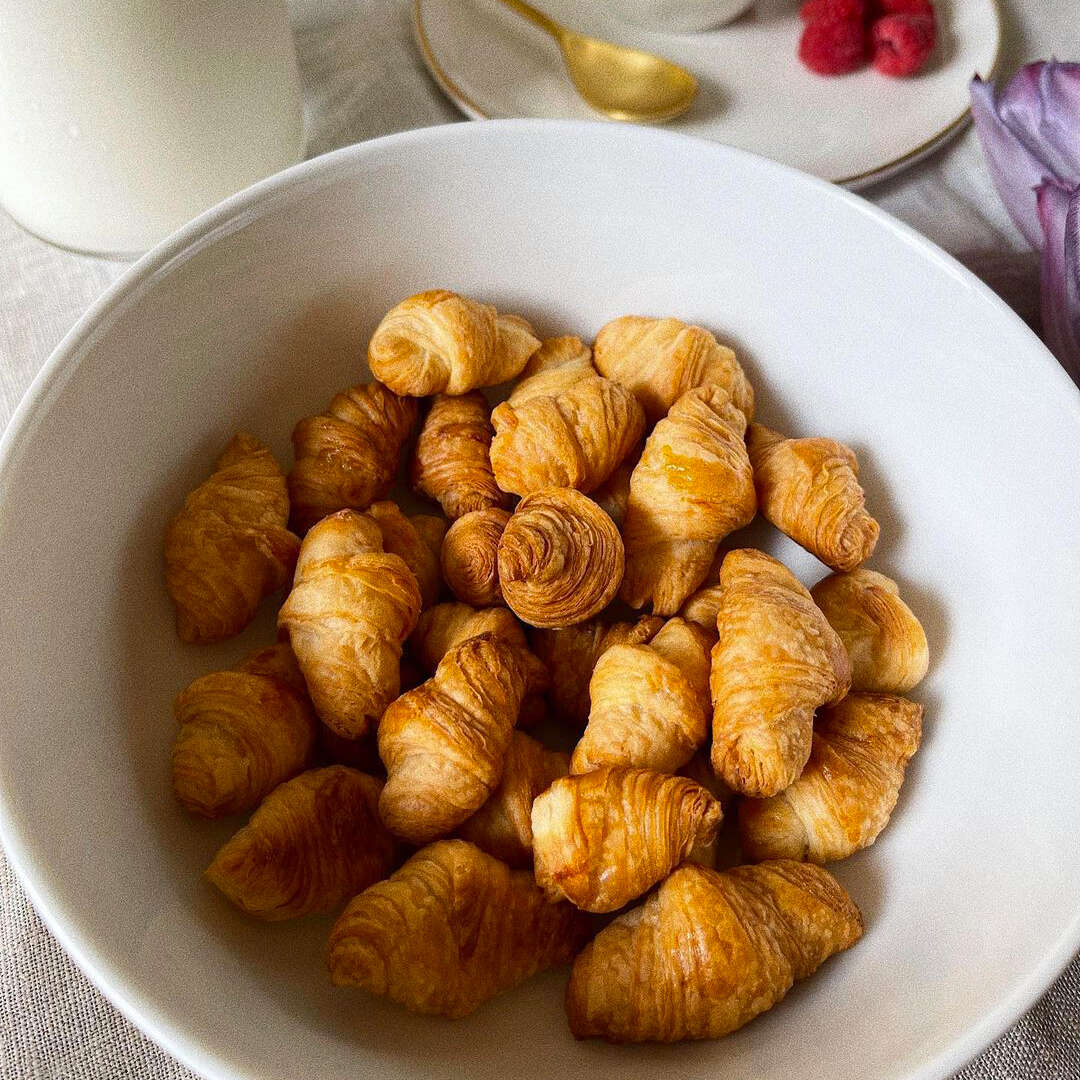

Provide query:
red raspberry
left=871, top=0, right=936, bottom=21
left=871, top=13, right=936, bottom=76
left=799, top=0, right=866, bottom=22
left=799, top=19, right=867, bottom=75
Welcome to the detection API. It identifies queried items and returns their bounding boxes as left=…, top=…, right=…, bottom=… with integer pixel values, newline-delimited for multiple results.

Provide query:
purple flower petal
left=1035, top=61, right=1080, bottom=186
left=970, top=74, right=1047, bottom=249
left=1037, top=180, right=1080, bottom=385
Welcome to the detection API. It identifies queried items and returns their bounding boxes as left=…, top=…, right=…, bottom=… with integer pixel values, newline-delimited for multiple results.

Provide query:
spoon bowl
left=558, top=31, right=698, bottom=122
left=496, top=0, right=698, bottom=122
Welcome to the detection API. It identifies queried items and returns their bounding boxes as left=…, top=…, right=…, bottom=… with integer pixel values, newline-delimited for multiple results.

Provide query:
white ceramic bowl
left=0, top=121, right=1078, bottom=1080
left=607, top=0, right=755, bottom=33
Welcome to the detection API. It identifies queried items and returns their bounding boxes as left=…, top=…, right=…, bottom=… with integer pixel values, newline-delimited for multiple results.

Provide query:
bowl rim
left=0, top=117, right=1077, bottom=1080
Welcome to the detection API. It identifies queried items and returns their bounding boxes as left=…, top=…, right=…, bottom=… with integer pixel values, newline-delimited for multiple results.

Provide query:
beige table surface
left=1, top=1, right=1078, bottom=1077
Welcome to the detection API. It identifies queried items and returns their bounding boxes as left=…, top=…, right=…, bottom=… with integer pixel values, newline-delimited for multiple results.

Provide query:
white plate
left=0, top=121, right=1077, bottom=1080
left=414, top=0, right=1001, bottom=187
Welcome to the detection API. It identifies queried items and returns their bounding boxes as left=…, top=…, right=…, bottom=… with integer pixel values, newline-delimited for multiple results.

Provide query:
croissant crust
left=592, top=314, right=754, bottom=425
left=327, top=840, right=589, bottom=1018
left=411, top=392, right=508, bottom=519
left=740, top=692, right=923, bottom=863
left=747, top=423, right=879, bottom=573
left=205, top=766, right=394, bottom=920
left=441, top=507, right=510, bottom=607
left=366, top=501, right=444, bottom=609
left=368, top=289, right=540, bottom=396
left=566, top=860, right=863, bottom=1042
left=811, top=569, right=929, bottom=692
left=710, top=549, right=851, bottom=798
left=498, top=488, right=625, bottom=628
left=621, top=386, right=756, bottom=615
left=164, top=432, right=300, bottom=644
left=531, top=766, right=723, bottom=912
left=277, top=510, right=422, bottom=738
left=288, top=384, right=417, bottom=533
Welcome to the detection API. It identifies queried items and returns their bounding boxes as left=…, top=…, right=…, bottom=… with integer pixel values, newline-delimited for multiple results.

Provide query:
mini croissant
left=531, top=766, right=723, bottom=912
left=328, top=840, right=589, bottom=1017
left=378, top=634, right=531, bottom=845
left=489, top=336, right=645, bottom=497
left=621, top=386, right=756, bottom=614
left=498, top=488, right=625, bottom=628
left=172, top=643, right=316, bottom=818
left=740, top=693, right=923, bottom=863
left=710, top=549, right=851, bottom=798
left=206, top=766, right=395, bottom=920
left=278, top=510, right=422, bottom=738
left=441, top=507, right=510, bottom=607
left=458, top=730, right=570, bottom=866
left=366, top=500, right=444, bottom=608
left=573, top=617, right=712, bottom=775
left=592, top=315, right=754, bottom=425
left=368, top=289, right=540, bottom=397
left=288, top=383, right=417, bottom=533
left=747, top=423, right=879, bottom=573
left=811, top=569, right=929, bottom=692
left=164, top=432, right=300, bottom=644
left=591, top=449, right=637, bottom=529
left=411, top=392, right=508, bottom=519
left=566, top=860, right=863, bottom=1042
left=530, top=615, right=664, bottom=727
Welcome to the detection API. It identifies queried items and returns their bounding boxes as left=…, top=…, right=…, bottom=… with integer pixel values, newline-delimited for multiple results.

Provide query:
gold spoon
left=494, top=0, right=698, bottom=122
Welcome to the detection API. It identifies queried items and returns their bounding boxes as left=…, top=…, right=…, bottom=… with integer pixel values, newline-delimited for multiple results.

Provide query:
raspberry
left=800, top=0, right=866, bottom=22
left=872, top=0, right=935, bottom=18
left=871, top=13, right=935, bottom=76
left=799, top=19, right=867, bottom=75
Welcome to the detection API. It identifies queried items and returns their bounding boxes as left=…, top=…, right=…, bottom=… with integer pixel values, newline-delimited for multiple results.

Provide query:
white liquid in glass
left=0, top=0, right=304, bottom=256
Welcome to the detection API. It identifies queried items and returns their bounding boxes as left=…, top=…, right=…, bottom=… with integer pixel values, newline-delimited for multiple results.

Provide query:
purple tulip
left=971, top=61, right=1080, bottom=381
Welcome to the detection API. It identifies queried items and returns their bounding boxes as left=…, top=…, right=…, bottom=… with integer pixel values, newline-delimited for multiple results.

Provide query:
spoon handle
left=495, top=0, right=563, bottom=39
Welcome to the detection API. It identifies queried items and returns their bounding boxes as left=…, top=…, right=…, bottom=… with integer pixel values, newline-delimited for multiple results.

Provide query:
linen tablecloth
left=1, top=1, right=1077, bottom=1076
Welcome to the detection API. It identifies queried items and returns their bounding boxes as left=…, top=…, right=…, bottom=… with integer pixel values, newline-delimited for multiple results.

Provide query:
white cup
left=0, top=0, right=304, bottom=256
left=609, top=0, right=756, bottom=32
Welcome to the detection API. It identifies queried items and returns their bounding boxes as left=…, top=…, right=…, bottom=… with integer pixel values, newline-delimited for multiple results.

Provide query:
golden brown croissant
left=368, top=289, right=540, bottom=396
left=366, top=500, right=444, bottom=608
left=566, top=859, right=863, bottom=1042
left=411, top=392, right=509, bottom=519
left=531, top=766, right=723, bottom=912
left=740, top=692, right=923, bottom=863
left=205, top=765, right=394, bottom=920
left=378, top=634, right=531, bottom=845
left=441, top=507, right=510, bottom=607
left=621, top=386, right=756, bottom=615
left=277, top=510, right=422, bottom=738
left=288, top=383, right=417, bottom=533
left=710, top=549, right=851, bottom=798
left=327, top=839, right=589, bottom=1017
left=530, top=615, right=664, bottom=727
left=164, top=432, right=300, bottom=644
left=572, top=618, right=712, bottom=775
left=489, top=337, right=645, bottom=497
left=747, top=423, right=879, bottom=572
left=498, top=488, right=624, bottom=628
left=592, top=315, right=754, bottom=425
left=458, top=730, right=570, bottom=866
left=810, top=569, right=929, bottom=692
left=172, top=643, right=316, bottom=818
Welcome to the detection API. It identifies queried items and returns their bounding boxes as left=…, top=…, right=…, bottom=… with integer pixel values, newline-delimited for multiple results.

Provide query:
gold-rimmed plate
left=414, top=0, right=1001, bottom=189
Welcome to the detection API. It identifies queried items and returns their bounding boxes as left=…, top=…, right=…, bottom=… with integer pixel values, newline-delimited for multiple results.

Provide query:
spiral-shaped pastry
left=368, top=289, right=540, bottom=397
left=441, top=507, right=510, bottom=606
left=497, top=488, right=624, bottom=628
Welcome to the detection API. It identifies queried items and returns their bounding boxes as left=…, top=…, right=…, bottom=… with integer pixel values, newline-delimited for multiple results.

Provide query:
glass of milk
left=0, top=0, right=304, bottom=257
